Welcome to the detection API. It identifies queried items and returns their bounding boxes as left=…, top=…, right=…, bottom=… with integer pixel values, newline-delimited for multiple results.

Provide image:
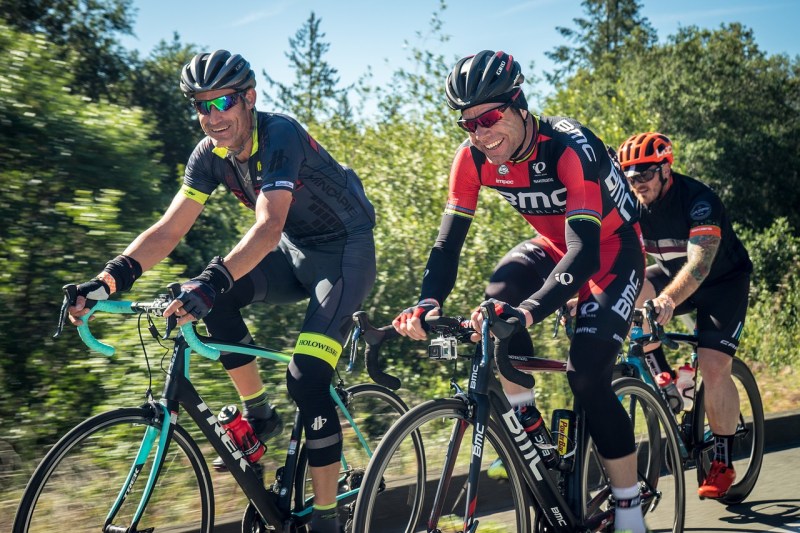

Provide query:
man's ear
left=245, top=87, right=257, bottom=109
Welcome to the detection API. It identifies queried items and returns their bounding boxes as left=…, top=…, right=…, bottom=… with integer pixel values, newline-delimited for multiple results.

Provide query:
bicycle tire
left=352, top=397, right=532, bottom=533
left=582, top=378, right=685, bottom=533
left=692, top=356, right=764, bottom=504
left=292, top=383, right=422, bottom=528
left=12, top=406, right=213, bottom=533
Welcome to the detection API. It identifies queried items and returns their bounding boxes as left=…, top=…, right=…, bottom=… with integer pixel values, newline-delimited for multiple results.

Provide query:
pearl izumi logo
left=312, top=416, right=327, bottom=431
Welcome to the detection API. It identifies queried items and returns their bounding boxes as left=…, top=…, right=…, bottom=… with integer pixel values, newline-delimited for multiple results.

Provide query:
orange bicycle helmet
left=617, top=132, right=674, bottom=168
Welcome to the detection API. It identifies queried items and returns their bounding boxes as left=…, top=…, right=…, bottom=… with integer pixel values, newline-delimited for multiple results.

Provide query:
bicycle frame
left=433, top=321, right=606, bottom=532
left=75, top=299, right=379, bottom=530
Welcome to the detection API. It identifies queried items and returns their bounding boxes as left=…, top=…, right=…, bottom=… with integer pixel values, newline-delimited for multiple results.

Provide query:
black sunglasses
left=626, top=164, right=663, bottom=185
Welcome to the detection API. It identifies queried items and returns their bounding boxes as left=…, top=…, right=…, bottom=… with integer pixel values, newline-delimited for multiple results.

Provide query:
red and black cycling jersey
left=420, top=115, right=641, bottom=322
left=638, top=172, right=752, bottom=285
left=183, top=111, right=375, bottom=246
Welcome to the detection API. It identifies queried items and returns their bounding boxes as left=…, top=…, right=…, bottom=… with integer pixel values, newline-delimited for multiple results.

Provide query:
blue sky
left=122, top=0, right=799, bottom=113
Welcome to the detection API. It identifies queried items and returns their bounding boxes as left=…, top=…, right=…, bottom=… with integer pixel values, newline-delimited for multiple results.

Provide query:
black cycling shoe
left=212, top=408, right=283, bottom=471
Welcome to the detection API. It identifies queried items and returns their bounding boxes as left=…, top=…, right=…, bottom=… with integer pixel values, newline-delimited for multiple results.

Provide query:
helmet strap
left=510, top=111, right=537, bottom=164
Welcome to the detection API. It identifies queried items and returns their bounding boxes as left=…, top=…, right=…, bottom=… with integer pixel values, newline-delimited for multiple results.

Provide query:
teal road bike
left=12, top=284, right=422, bottom=533
left=617, top=302, right=764, bottom=504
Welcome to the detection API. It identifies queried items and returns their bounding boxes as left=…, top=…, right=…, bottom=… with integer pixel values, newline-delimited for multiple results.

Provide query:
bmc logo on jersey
left=603, top=166, right=635, bottom=222
left=498, top=187, right=567, bottom=210
left=552, top=119, right=597, bottom=162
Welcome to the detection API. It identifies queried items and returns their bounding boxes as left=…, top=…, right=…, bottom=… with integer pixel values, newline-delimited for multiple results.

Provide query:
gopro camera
left=428, top=336, right=458, bottom=360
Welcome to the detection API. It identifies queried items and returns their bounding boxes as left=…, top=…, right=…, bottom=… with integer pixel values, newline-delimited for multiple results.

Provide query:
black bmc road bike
left=12, top=285, right=422, bottom=533
left=621, top=303, right=764, bottom=504
left=352, top=303, right=685, bottom=533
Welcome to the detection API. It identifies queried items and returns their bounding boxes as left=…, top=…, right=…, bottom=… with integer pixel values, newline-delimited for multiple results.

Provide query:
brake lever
left=54, top=284, right=78, bottom=338
left=162, top=282, right=182, bottom=339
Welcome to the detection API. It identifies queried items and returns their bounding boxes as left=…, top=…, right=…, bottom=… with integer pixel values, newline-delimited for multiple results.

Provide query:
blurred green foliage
left=1, top=1, right=800, bottom=520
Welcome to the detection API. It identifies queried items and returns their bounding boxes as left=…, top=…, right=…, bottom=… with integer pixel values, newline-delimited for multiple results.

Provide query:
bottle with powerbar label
left=551, top=408, right=576, bottom=471
left=516, top=405, right=559, bottom=469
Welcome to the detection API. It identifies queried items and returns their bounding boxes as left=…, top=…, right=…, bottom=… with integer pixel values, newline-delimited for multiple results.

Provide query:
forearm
left=223, top=222, right=281, bottom=280
left=123, top=225, right=184, bottom=271
left=660, top=234, right=720, bottom=305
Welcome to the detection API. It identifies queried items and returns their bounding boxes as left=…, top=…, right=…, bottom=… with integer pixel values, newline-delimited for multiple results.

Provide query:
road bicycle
left=619, top=303, right=765, bottom=504
left=12, top=284, right=423, bottom=533
left=352, top=303, right=685, bottom=533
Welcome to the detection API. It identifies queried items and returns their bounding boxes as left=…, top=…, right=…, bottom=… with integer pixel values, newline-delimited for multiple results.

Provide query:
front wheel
left=582, top=378, right=685, bottom=533
left=352, top=398, right=532, bottom=533
left=692, top=356, right=764, bottom=504
left=12, top=406, right=213, bottom=533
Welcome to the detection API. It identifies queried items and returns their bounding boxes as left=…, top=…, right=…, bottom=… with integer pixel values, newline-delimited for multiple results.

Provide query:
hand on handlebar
left=649, top=294, right=676, bottom=326
left=470, top=298, right=531, bottom=341
left=66, top=279, right=112, bottom=326
left=393, top=298, right=440, bottom=341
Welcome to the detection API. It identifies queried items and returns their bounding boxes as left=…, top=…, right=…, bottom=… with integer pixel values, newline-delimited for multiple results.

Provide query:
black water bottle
left=517, top=405, right=559, bottom=469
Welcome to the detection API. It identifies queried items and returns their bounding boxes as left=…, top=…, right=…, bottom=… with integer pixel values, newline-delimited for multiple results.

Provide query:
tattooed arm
left=664, top=233, right=721, bottom=305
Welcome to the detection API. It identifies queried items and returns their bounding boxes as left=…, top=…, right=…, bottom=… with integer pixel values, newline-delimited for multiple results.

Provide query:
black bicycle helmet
left=445, top=50, right=525, bottom=110
left=180, top=50, right=256, bottom=97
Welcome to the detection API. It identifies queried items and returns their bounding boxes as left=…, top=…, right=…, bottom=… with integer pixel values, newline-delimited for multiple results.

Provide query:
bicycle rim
left=353, top=398, right=531, bottom=533
left=12, top=407, right=213, bottom=533
left=294, top=383, right=420, bottom=527
left=582, top=378, right=685, bottom=533
left=693, top=357, right=764, bottom=504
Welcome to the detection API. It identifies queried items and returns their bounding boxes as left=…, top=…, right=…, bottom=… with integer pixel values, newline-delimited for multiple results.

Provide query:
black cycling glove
left=76, top=255, right=142, bottom=301
left=176, top=256, right=234, bottom=320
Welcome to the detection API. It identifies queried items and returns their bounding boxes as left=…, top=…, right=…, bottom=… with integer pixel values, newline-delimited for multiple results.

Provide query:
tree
left=261, top=11, right=345, bottom=126
left=0, top=0, right=136, bottom=102
left=545, top=0, right=655, bottom=85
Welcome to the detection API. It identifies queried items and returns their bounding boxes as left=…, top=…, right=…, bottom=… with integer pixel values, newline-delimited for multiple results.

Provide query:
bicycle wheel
left=692, top=356, right=764, bottom=504
left=293, top=383, right=422, bottom=527
left=352, top=398, right=532, bottom=533
left=582, top=378, right=685, bottom=533
left=13, top=406, right=213, bottom=533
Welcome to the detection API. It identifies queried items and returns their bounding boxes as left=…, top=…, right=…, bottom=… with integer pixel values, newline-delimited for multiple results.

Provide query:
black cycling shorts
left=647, top=266, right=749, bottom=356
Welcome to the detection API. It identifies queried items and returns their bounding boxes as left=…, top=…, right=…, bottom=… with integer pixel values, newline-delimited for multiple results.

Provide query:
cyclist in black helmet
left=394, top=50, right=649, bottom=533
left=68, top=49, right=376, bottom=533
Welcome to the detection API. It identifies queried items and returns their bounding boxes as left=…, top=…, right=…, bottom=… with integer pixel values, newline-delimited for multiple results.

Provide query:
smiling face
left=195, top=87, right=255, bottom=151
left=462, top=102, right=527, bottom=165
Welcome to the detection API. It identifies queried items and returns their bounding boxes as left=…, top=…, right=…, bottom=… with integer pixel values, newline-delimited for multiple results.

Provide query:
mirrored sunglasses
left=191, top=91, right=246, bottom=115
left=457, top=102, right=512, bottom=133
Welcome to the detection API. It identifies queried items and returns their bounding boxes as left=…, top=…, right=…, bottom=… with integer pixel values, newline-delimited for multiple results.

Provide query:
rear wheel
left=582, top=378, right=685, bottom=533
left=12, top=406, right=213, bottom=533
left=693, top=357, right=764, bottom=504
left=352, top=398, right=532, bottom=533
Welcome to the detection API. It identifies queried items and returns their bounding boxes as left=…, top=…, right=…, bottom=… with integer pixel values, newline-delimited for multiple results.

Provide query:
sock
left=713, top=433, right=735, bottom=466
left=241, top=386, right=274, bottom=421
left=310, top=502, right=340, bottom=533
left=612, top=484, right=646, bottom=533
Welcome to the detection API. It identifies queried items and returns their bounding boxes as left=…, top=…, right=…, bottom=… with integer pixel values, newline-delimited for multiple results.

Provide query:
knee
left=697, top=350, right=732, bottom=386
left=286, top=354, right=333, bottom=408
left=636, top=277, right=656, bottom=305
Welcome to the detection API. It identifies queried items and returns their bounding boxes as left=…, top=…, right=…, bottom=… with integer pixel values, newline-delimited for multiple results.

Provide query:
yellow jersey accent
left=293, top=332, right=342, bottom=368
left=181, top=184, right=209, bottom=205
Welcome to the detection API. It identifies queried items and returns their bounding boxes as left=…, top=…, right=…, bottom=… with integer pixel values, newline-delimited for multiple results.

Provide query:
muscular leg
left=697, top=348, right=738, bottom=435
left=226, top=359, right=264, bottom=397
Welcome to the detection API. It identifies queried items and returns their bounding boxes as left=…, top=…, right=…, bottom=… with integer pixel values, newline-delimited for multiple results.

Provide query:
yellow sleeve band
left=293, top=332, right=343, bottom=368
left=180, top=184, right=209, bottom=205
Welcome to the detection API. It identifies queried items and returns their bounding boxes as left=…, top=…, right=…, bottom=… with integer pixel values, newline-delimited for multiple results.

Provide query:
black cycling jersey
left=638, top=172, right=752, bottom=285
left=183, top=110, right=375, bottom=245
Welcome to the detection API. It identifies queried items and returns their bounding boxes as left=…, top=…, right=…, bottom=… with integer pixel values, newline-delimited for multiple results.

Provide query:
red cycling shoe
left=698, top=460, right=736, bottom=499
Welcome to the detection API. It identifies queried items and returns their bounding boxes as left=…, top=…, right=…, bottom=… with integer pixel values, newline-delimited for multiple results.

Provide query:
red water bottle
left=218, top=405, right=265, bottom=463
left=517, top=405, right=559, bottom=468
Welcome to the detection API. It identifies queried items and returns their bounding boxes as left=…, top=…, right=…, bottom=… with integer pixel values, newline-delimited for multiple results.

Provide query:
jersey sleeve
left=258, top=117, right=306, bottom=195
left=686, top=189, right=723, bottom=239
left=419, top=146, right=482, bottom=306
left=182, top=138, right=221, bottom=205
left=519, top=145, right=603, bottom=322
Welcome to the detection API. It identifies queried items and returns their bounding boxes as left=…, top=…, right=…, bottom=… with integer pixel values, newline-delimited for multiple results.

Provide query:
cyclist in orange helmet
left=618, top=132, right=753, bottom=499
